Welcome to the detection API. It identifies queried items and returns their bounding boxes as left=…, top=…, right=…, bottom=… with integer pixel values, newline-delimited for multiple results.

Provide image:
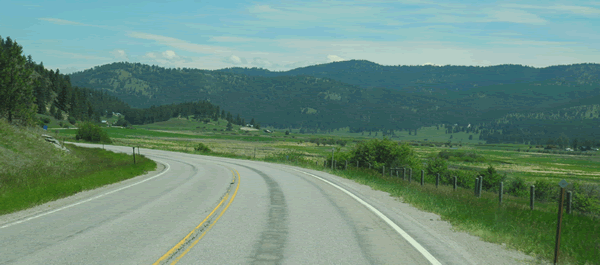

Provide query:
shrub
left=68, top=116, right=76, bottom=125
left=194, top=143, right=211, bottom=153
left=438, top=150, right=486, bottom=162
left=75, top=122, right=111, bottom=143
left=478, top=165, right=507, bottom=191
left=425, top=156, right=448, bottom=179
left=41, top=117, right=51, bottom=124
left=533, top=179, right=557, bottom=202
left=114, top=118, right=129, bottom=127
left=337, top=138, right=421, bottom=171
left=507, top=176, right=528, bottom=197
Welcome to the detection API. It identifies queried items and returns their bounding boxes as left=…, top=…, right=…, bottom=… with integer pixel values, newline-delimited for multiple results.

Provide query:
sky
left=2, top=0, right=599, bottom=74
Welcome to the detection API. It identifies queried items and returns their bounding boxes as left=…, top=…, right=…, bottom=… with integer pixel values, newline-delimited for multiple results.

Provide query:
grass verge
left=0, top=144, right=156, bottom=216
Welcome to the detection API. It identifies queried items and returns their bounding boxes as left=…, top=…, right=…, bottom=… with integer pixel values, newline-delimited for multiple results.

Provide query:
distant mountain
left=216, top=60, right=600, bottom=93
left=69, top=61, right=600, bottom=143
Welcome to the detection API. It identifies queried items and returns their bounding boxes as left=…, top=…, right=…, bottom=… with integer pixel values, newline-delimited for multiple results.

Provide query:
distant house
left=246, top=124, right=254, bottom=128
left=565, top=148, right=574, bottom=151
left=101, top=120, right=107, bottom=123
left=264, top=129, right=272, bottom=133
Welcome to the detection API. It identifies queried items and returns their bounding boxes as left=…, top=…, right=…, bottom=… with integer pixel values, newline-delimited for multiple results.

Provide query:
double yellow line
left=153, top=169, right=241, bottom=265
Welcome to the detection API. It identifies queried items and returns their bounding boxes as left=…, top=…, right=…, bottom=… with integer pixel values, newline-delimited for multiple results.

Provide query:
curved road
left=0, top=143, right=485, bottom=264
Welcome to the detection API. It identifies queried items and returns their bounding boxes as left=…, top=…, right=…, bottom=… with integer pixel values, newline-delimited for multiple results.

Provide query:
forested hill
left=216, top=60, right=600, bottom=93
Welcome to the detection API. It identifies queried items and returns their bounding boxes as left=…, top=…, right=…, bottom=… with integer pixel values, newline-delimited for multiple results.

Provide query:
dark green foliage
left=477, top=165, right=507, bottom=191
left=438, top=150, right=486, bottom=162
left=507, top=176, right=528, bottom=197
left=114, top=117, right=129, bottom=127
left=193, top=143, right=211, bottom=153
left=0, top=36, right=37, bottom=125
left=425, top=156, right=448, bottom=178
left=75, top=122, right=111, bottom=143
left=226, top=121, right=233, bottom=131
left=40, top=117, right=51, bottom=124
left=342, top=138, right=421, bottom=171
left=285, top=130, right=289, bottom=135
left=68, top=116, right=76, bottom=125
left=533, top=179, right=557, bottom=202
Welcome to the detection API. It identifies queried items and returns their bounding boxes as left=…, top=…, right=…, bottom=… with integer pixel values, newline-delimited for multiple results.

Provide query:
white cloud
left=223, top=55, right=247, bottom=65
left=327, top=55, right=346, bottom=62
left=39, top=17, right=85, bottom=26
left=209, top=36, right=258, bottom=42
left=248, top=4, right=280, bottom=13
left=128, top=31, right=233, bottom=55
left=162, top=50, right=179, bottom=60
left=487, top=9, right=547, bottom=25
left=501, top=4, right=600, bottom=16
left=110, top=49, right=128, bottom=60
left=145, top=52, right=156, bottom=58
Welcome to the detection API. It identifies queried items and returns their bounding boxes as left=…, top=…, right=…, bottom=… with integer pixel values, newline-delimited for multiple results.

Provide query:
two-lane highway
left=1, top=143, right=489, bottom=264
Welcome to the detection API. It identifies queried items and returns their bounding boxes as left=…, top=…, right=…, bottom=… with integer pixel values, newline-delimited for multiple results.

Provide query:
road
left=0, top=143, right=498, bottom=264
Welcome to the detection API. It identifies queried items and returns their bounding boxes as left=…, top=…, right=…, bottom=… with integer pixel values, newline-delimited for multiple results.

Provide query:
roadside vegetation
left=0, top=119, right=156, bottom=216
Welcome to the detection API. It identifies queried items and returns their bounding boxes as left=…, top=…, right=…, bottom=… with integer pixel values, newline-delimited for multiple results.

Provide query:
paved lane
left=0, top=143, right=477, bottom=264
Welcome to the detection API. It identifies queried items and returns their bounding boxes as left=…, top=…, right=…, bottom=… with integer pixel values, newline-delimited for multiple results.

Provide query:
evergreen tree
left=0, top=36, right=37, bottom=125
left=226, top=121, right=233, bottom=131
left=250, top=118, right=255, bottom=126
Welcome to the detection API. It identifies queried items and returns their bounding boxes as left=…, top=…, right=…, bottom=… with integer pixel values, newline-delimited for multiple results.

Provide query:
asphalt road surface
left=0, top=143, right=499, bottom=264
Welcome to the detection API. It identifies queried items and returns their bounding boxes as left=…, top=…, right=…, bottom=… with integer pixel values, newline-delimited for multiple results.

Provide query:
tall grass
left=0, top=144, right=156, bottom=215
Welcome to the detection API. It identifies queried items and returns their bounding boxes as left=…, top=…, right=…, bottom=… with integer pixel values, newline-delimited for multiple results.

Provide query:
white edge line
left=289, top=167, right=443, bottom=265
left=0, top=159, right=171, bottom=229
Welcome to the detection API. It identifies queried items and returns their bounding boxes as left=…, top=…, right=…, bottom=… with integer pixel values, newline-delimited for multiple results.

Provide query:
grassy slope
left=0, top=120, right=156, bottom=215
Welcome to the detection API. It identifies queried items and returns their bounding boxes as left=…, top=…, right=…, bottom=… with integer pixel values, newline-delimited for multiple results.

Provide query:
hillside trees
left=0, top=36, right=37, bottom=125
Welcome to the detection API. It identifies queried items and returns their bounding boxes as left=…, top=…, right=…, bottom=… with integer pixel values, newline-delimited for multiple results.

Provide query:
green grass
left=0, top=144, right=156, bottom=215
left=0, top=120, right=156, bottom=216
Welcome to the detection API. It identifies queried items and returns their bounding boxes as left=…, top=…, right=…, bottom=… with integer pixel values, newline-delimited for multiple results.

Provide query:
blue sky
left=2, top=0, right=599, bottom=73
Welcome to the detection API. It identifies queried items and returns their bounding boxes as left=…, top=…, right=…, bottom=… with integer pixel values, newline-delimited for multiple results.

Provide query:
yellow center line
left=153, top=169, right=241, bottom=265
left=170, top=170, right=241, bottom=264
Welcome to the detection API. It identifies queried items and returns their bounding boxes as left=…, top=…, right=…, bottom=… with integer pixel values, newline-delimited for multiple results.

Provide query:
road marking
left=0, top=159, right=172, bottom=230
left=288, top=168, right=443, bottom=265
left=154, top=169, right=241, bottom=265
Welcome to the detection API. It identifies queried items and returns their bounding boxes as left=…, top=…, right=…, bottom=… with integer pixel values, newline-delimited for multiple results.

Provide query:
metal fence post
left=421, top=170, right=424, bottom=186
left=530, top=185, right=535, bottom=210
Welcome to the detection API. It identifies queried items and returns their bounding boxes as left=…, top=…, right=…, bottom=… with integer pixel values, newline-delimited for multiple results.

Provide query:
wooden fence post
left=132, top=147, right=136, bottom=164
left=478, top=176, right=483, bottom=198
left=566, top=191, right=572, bottom=214
left=383, top=166, right=385, bottom=177
left=453, top=176, right=457, bottom=191
left=530, top=185, right=535, bottom=210
left=409, top=168, right=412, bottom=183
left=421, top=170, right=424, bottom=186
left=345, top=160, right=348, bottom=170
left=499, top=182, right=503, bottom=206
left=475, top=177, right=479, bottom=196
left=436, top=173, right=440, bottom=188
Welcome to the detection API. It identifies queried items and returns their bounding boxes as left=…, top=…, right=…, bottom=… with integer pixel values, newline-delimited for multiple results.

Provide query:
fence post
left=132, top=147, right=136, bottom=164
left=475, top=177, right=479, bottom=196
left=396, top=168, right=399, bottom=178
left=530, top=185, right=535, bottom=210
left=369, top=163, right=371, bottom=169
left=436, top=173, right=440, bottom=188
left=402, top=168, right=406, bottom=180
left=478, top=176, right=483, bottom=198
left=566, top=191, right=572, bottom=214
left=383, top=166, right=385, bottom=177
left=453, top=176, right=457, bottom=191
left=345, top=160, right=348, bottom=170
left=409, top=168, right=412, bottom=183
left=254, top=147, right=256, bottom=159
left=499, top=182, right=503, bottom=206
left=357, top=161, right=359, bottom=168
left=331, top=148, right=334, bottom=170
left=421, top=170, right=424, bottom=186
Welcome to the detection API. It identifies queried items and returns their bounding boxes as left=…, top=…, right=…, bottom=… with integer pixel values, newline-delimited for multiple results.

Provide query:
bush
left=339, top=138, right=421, bottom=171
left=68, top=116, right=76, bottom=125
left=114, top=118, right=129, bottom=127
left=507, top=176, right=528, bottom=197
left=478, top=165, right=507, bottom=191
left=533, top=179, right=557, bottom=202
left=41, top=117, right=51, bottom=124
left=425, top=156, right=448, bottom=179
left=194, top=143, right=211, bottom=153
left=75, top=122, right=111, bottom=143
